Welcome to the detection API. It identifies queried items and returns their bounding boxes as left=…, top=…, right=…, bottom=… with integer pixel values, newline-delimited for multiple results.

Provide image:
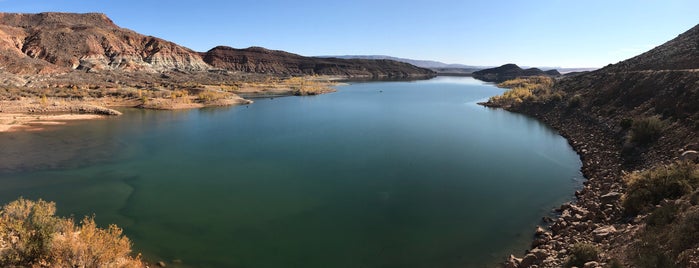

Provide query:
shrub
left=0, top=198, right=143, bottom=267
left=487, top=76, right=555, bottom=107
left=646, top=203, right=679, bottom=227
left=565, top=243, right=599, bottom=268
left=50, top=217, right=141, bottom=268
left=605, top=258, right=624, bottom=268
left=0, top=198, right=59, bottom=265
left=629, top=116, right=665, bottom=144
left=669, top=207, right=699, bottom=255
left=197, top=91, right=228, bottom=102
left=567, top=94, right=582, bottom=108
left=622, top=161, right=699, bottom=215
left=620, top=118, right=633, bottom=129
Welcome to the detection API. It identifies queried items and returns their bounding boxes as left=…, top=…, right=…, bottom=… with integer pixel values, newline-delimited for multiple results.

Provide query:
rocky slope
left=0, top=12, right=210, bottom=74
left=500, top=24, right=699, bottom=268
left=473, top=63, right=560, bottom=82
left=201, top=46, right=436, bottom=78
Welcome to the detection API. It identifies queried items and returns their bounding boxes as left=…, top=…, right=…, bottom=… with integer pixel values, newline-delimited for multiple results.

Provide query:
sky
left=0, top=0, right=697, bottom=68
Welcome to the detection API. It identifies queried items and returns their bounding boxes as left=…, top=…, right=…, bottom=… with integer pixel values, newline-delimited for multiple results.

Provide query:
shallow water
left=0, top=76, right=581, bottom=268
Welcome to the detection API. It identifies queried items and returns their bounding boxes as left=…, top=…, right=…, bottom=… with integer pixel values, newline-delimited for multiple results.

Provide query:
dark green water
left=0, top=77, right=581, bottom=268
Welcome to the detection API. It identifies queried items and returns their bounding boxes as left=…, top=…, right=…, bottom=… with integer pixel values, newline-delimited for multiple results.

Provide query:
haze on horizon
left=0, top=0, right=696, bottom=68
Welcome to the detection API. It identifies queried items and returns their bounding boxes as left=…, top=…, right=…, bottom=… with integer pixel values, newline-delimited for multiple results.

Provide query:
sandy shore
left=0, top=113, right=106, bottom=132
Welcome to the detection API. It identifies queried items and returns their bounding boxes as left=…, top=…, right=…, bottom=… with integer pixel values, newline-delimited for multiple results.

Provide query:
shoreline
left=499, top=103, right=629, bottom=267
left=0, top=82, right=342, bottom=133
left=0, top=113, right=106, bottom=132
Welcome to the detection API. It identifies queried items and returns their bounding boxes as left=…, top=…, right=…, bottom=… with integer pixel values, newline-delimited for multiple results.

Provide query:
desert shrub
left=565, top=243, right=599, bottom=268
left=620, top=118, right=633, bottom=129
left=630, top=205, right=699, bottom=268
left=0, top=198, right=59, bottom=265
left=646, top=203, right=680, bottom=227
left=669, top=207, right=699, bottom=255
left=488, top=76, right=555, bottom=107
left=548, top=91, right=564, bottom=102
left=50, top=217, right=141, bottom=267
left=631, top=238, right=676, bottom=268
left=629, top=116, right=665, bottom=144
left=605, top=258, right=624, bottom=268
left=197, top=91, right=228, bottom=102
left=0, top=198, right=143, bottom=267
left=568, top=94, right=582, bottom=108
left=622, top=161, right=699, bottom=215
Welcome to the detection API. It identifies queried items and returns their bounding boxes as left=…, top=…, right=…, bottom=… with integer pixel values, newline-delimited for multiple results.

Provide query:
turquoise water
left=0, top=77, right=581, bottom=267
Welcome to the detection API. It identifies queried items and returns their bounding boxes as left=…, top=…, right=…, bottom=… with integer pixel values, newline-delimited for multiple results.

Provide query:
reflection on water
left=0, top=77, right=581, bottom=268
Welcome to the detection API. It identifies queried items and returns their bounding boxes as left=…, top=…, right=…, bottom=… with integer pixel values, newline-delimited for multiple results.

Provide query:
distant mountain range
left=325, top=55, right=484, bottom=69
left=324, top=55, right=596, bottom=75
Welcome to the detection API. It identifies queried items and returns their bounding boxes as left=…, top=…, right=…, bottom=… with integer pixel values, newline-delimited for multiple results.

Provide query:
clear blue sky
left=1, top=0, right=697, bottom=68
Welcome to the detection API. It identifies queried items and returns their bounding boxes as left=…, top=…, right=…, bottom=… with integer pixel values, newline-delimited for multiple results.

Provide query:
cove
left=0, top=76, right=582, bottom=267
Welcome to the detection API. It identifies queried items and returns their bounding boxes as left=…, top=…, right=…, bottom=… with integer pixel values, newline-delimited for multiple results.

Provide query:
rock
left=530, top=248, right=549, bottom=260
left=531, top=237, right=548, bottom=248
left=584, top=261, right=600, bottom=268
left=682, top=150, right=699, bottom=162
left=542, top=216, right=554, bottom=223
left=600, top=191, right=622, bottom=204
left=504, top=255, right=521, bottom=268
left=519, top=253, right=538, bottom=268
left=592, top=226, right=616, bottom=242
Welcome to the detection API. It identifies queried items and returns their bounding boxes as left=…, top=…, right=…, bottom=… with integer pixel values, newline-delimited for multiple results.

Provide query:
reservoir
left=0, top=76, right=582, bottom=267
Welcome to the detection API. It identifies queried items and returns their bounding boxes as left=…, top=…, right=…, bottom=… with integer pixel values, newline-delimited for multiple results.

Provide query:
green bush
left=565, top=243, right=600, bottom=268
left=629, top=116, right=665, bottom=144
left=622, top=161, right=699, bottom=215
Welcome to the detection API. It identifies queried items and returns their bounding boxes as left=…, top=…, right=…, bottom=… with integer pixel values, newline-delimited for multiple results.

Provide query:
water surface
left=0, top=77, right=581, bottom=267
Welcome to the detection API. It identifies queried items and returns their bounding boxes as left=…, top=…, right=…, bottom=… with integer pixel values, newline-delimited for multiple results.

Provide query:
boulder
left=530, top=248, right=549, bottom=260
left=600, top=191, right=622, bottom=204
left=584, top=261, right=600, bottom=268
left=519, top=253, right=538, bottom=268
left=592, top=226, right=617, bottom=242
left=504, top=255, right=521, bottom=268
left=681, top=150, right=699, bottom=162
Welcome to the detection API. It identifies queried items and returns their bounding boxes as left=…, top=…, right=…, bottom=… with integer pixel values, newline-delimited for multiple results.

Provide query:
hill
left=201, top=47, right=436, bottom=78
left=495, top=24, right=699, bottom=268
left=472, top=63, right=560, bottom=82
left=0, top=12, right=209, bottom=74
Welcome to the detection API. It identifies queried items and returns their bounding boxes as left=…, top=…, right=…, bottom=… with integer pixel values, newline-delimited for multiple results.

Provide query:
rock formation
left=0, top=12, right=210, bottom=74
left=201, top=46, right=436, bottom=78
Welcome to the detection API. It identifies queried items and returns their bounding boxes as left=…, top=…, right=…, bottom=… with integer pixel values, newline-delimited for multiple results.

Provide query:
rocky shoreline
left=498, top=104, right=631, bottom=268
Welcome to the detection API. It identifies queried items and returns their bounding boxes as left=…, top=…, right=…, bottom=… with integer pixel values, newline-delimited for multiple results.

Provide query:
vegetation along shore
left=479, top=23, right=699, bottom=267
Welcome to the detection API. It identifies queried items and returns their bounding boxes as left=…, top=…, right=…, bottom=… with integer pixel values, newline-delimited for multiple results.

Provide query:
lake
left=0, top=76, right=582, bottom=267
